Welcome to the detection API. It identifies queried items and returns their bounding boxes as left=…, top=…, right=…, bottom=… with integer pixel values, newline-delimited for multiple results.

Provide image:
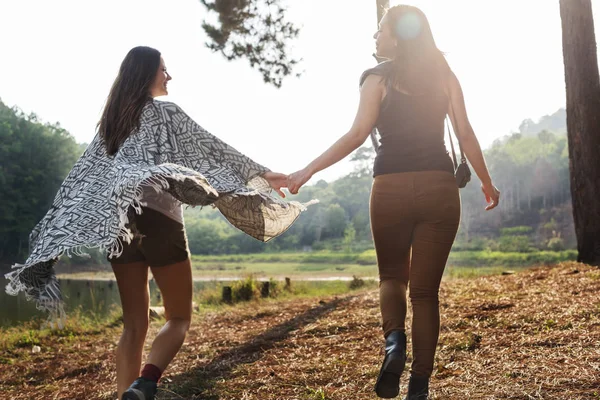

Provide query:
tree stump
left=222, top=286, right=232, bottom=303
left=261, top=281, right=270, bottom=298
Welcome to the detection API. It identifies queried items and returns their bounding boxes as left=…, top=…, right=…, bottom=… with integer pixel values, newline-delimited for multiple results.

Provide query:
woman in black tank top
left=288, top=5, right=500, bottom=399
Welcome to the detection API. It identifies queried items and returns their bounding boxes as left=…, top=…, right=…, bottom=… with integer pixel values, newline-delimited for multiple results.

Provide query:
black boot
left=122, top=377, right=157, bottom=400
left=404, top=375, right=429, bottom=400
left=375, top=330, right=407, bottom=398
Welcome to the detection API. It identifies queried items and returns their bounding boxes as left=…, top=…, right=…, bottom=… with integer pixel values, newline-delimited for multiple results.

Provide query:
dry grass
left=1, top=262, right=600, bottom=399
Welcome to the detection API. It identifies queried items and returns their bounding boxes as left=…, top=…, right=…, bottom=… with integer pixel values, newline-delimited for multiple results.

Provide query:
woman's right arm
left=447, top=71, right=500, bottom=210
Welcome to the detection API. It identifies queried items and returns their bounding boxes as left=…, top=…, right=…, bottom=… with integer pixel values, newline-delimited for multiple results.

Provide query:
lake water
left=0, top=277, right=222, bottom=328
left=0, top=276, right=365, bottom=328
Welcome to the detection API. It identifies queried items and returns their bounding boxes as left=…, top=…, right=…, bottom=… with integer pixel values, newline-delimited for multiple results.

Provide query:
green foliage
left=447, top=250, right=577, bottom=267
left=0, top=307, right=122, bottom=351
left=497, top=227, right=533, bottom=252
left=295, top=264, right=330, bottom=272
left=356, top=250, right=377, bottom=265
left=200, top=0, right=301, bottom=88
left=231, top=276, right=260, bottom=302
left=323, top=204, right=348, bottom=239
left=181, top=163, right=375, bottom=255
left=451, top=237, right=494, bottom=251
left=0, top=100, right=82, bottom=264
left=191, top=250, right=376, bottom=265
left=182, top=127, right=574, bottom=257
left=195, top=276, right=377, bottom=307
left=283, top=279, right=376, bottom=299
left=518, top=109, right=566, bottom=136
left=348, top=275, right=365, bottom=290
left=547, top=236, right=566, bottom=251
left=56, top=248, right=111, bottom=272
left=267, top=278, right=280, bottom=298
left=343, top=225, right=356, bottom=253
left=500, top=226, right=533, bottom=236
left=305, top=387, right=332, bottom=400
left=13, top=330, right=40, bottom=348
left=1, top=100, right=575, bottom=267
left=498, top=236, right=532, bottom=252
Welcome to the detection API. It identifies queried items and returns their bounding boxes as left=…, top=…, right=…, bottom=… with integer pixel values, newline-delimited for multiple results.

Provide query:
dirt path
left=2, top=262, right=600, bottom=399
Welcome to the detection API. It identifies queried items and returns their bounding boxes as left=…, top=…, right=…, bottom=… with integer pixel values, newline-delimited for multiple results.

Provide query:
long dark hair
left=97, top=46, right=161, bottom=155
left=384, top=5, right=450, bottom=94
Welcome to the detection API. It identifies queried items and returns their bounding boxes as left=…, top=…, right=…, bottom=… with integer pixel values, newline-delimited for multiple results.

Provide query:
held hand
left=262, top=171, right=288, bottom=198
left=481, top=182, right=500, bottom=211
left=288, top=168, right=313, bottom=195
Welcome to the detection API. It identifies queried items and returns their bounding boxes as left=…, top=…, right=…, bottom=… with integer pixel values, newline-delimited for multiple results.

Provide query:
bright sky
left=1, top=0, right=598, bottom=183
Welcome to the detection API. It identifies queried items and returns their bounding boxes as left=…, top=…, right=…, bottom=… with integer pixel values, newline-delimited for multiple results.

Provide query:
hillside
left=518, top=108, right=566, bottom=136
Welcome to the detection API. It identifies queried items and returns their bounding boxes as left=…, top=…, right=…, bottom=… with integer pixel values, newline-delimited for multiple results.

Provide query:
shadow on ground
left=160, top=296, right=352, bottom=399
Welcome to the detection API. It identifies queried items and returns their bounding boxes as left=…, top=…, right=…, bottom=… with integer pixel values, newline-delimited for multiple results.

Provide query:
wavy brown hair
left=384, top=5, right=450, bottom=94
left=97, top=46, right=161, bottom=155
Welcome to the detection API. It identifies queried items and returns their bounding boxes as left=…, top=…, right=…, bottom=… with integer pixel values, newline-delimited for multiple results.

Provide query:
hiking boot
left=375, top=330, right=407, bottom=398
left=121, top=377, right=157, bottom=400
left=404, top=375, right=429, bottom=400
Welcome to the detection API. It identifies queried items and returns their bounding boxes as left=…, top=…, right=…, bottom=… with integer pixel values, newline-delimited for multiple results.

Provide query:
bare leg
left=111, top=261, right=150, bottom=398
left=145, top=258, right=193, bottom=371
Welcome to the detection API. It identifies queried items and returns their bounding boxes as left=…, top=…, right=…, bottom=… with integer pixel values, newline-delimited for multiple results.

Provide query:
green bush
left=500, top=226, right=533, bottom=236
left=197, top=289, right=223, bottom=306
left=447, top=250, right=577, bottom=267
left=268, top=278, right=280, bottom=298
left=232, top=276, right=260, bottom=302
left=349, top=276, right=365, bottom=289
left=547, top=237, right=566, bottom=251
left=356, top=250, right=377, bottom=265
left=452, top=237, right=495, bottom=252
left=499, top=235, right=532, bottom=252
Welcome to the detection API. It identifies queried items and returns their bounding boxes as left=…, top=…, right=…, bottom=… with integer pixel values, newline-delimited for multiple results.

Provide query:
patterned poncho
left=5, top=99, right=315, bottom=322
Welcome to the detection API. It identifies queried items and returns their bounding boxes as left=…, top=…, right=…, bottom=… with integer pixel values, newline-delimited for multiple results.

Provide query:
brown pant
left=370, top=171, right=460, bottom=377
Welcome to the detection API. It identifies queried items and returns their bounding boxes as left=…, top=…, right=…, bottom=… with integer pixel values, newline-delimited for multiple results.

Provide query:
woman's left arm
left=288, top=75, right=384, bottom=194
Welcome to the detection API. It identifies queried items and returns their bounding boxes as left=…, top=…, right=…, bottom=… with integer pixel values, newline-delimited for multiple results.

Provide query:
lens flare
left=396, top=13, right=421, bottom=40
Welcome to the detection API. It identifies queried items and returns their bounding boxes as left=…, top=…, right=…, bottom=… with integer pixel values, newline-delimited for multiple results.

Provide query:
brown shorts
left=109, top=207, right=189, bottom=268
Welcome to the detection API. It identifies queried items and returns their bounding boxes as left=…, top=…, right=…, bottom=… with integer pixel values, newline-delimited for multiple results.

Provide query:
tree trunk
left=376, top=0, right=390, bottom=24
left=543, top=194, right=547, bottom=209
left=560, top=0, right=600, bottom=264
left=516, top=182, right=522, bottom=211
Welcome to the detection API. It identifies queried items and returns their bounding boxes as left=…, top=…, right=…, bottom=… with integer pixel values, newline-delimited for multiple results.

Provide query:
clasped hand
left=262, top=168, right=313, bottom=197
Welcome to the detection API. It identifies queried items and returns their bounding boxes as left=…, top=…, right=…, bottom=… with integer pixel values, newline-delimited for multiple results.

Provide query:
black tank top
left=360, top=63, right=455, bottom=177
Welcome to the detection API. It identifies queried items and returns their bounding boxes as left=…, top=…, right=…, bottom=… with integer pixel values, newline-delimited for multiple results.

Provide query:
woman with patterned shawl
left=4, top=46, right=313, bottom=400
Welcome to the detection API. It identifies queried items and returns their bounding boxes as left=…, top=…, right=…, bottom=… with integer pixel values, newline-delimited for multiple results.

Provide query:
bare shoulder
left=360, top=74, right=386, bottom=98
left=362, top=73, right=385, bottom=86
left=445, top=69, right=463, bottom=96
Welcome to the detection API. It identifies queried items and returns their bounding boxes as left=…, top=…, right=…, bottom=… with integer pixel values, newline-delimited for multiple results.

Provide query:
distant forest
left=0, top=99, right=572, bottom=269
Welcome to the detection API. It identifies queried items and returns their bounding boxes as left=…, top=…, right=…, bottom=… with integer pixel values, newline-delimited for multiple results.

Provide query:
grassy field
left=189, top=249, right=578, bottom=266
left=2, top=262, right=599, bottom=399
left=57, top=249, right=578, bottom=281
left=189, top=249, right=577, bottom=278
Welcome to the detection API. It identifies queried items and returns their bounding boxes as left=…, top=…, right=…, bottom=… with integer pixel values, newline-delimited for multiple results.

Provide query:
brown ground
left=1, top=262, right=600, bottom=399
